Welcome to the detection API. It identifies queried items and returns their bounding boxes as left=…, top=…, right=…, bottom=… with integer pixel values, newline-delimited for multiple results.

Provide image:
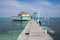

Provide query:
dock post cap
left=44, top=30, right=47, bottom=34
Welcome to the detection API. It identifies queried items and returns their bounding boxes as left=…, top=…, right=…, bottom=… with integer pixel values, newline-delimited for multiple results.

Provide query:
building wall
left=12, top=16, right=31, bottom=20
left=22, top=16, right=31, bottom=20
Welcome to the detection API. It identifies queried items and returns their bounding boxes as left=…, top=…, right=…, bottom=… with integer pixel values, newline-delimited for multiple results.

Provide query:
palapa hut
left=12, top=11, right=32, bottom=21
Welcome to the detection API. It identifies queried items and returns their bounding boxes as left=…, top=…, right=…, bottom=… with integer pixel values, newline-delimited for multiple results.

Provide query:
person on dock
left=39, top=21, right=41, bottom=25
left=37, top=19, right=41, bottom=25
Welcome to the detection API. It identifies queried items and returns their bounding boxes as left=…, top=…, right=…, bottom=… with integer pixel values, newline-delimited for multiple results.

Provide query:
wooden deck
left=17, top=19, right=54, bottom=40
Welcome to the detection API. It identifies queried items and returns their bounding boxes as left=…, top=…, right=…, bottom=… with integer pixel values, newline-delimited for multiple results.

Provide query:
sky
left=0, top=0, right=60, bottom=17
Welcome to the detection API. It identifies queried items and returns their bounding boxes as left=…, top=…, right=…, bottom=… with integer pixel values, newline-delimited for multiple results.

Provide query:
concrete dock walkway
left=17, top=19, right=54, bottom=40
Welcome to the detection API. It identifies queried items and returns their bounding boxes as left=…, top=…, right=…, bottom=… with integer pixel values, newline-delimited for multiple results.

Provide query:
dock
left=17, top=19, right=54, bottom=40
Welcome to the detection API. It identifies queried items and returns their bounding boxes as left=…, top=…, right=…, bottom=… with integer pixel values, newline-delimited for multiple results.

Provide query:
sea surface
left=0, top=18, right=60, bottom=40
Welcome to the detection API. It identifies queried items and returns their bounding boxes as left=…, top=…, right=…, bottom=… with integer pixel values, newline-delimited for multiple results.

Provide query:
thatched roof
left=18, top=11, right=30, bottom=16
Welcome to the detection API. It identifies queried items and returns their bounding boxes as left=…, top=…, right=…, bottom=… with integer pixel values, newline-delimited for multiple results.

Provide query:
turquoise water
left=0, top=18, right=60, bottom=40
left=0, top=18, right=28, bottom=40
left=39, top=18, right=60, bottom=40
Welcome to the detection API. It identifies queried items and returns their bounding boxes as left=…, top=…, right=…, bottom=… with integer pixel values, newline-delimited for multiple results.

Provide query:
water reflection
left=12, top=21, right=28, bottom=29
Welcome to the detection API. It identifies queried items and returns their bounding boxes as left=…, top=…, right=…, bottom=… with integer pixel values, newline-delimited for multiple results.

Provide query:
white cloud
left=0, top=1, right=35, bottom=17
left=0, top=0, right=60, bottom=17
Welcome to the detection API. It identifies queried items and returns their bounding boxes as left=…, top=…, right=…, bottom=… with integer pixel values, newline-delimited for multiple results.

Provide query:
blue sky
left=0, top=0, right=60, bottom=17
